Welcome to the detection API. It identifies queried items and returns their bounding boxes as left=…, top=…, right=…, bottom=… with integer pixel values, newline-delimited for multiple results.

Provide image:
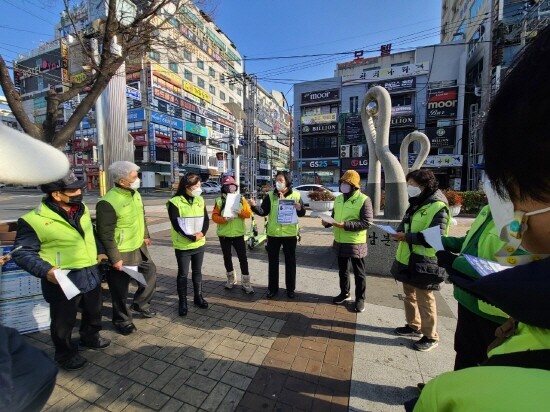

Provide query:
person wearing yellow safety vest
left=167, top=173, right=210, bottom=316
left=322, top=170, right=373, bottom=313
left=249, top=171, right=306, bottom=299
left=14, top=172, right=111, bottom=371
left=435, top=205, right=510, bottom=371
left=212, top=175, right=254, bottom=294
left=390, top=169, right=450, bottom=353
left=96, top=161, right=157, bottom=336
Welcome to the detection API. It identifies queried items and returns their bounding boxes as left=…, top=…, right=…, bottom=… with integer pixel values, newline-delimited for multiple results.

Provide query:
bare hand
left=46, top=267, right=59, bottom=284
left=113, top=260, right=124, bottom=271
left=391, top=232, right=407, bottom=241
left=195, top=232, right=204, bottom=240
left=97, top=253, right=108, bottom=263
left=0, top=255, right=10, bottom=266
left=248, top=198, right=256, bottom=207
left=144, top=238, right=152, bottom=247
left=333, top=221, right=345, bottom=229
left=294, top=203, right=301, bottom=211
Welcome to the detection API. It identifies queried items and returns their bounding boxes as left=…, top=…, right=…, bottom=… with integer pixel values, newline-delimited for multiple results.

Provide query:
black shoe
left=178, top=298, right=188, bottom=316
left=287, top=291, right=295, bottom=299
left=394, top=324, right=423, bottom=338
left=58, top=354, right=87, bottom=371
left=115, top=323, right=137, bottom=336
left=417, top=383, right=426, bottom=393
left=332, top=292, right=351, bottom=305
left=194, top=295, right=208, bottom=309
left=413, top=336, right=439, bottom=352
left=266, top=290, right=278, bottom=299
left=131, top=304, right=157, bottom=318
left=79, top=337, right=111, bottom=350
left=355, top=300, right=365, bottom=313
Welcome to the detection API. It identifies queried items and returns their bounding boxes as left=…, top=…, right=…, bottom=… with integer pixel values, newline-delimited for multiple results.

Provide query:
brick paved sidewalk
left=25, top=267, right=356, bottom=412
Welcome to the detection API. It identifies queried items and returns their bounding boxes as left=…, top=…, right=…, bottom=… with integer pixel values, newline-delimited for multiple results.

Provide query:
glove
left=436, top=250, right=458, bottom=269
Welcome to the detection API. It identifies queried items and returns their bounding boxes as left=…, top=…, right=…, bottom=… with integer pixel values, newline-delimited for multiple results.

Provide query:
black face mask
left=62, top=193, right=83, bottom=206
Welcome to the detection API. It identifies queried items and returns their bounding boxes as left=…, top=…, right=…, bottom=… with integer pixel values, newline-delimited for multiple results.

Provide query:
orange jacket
left=212, top=196, right=252, bottom=225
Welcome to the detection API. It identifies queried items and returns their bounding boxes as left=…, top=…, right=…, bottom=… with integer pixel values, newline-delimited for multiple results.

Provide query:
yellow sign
left=183, top=80, right=212, bottom=103
left=152, top=63, right=182, bottom=88
left=301, top=113, right=337, bottom=125
left=71, top=72, right=86, bottom=84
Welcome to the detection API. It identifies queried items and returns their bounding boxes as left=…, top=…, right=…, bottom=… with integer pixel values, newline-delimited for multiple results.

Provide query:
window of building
left=219, top=74, right=225, bottom=84
left=209, top=85, right=216, bottom=94
left=470, top=0, right=483, bottom=18
left=168, top=62, right=178, bottom=73
left=184, top=69, right=192, bottom=81
left=183, top=48, right=192, bottom=61
left=169, top=17, right=179, bottom=29
left=229, top=81, right=235, bottom=91
left=219, top=91, right=226, bottom=101
left=197, top=77, right=205, bottom=88
left=237, top=88, right=242, bottom=96
left=229, top=97, right=234, bottom=103
left=156, top=147, right=170, bottom=162
left=391, top=94, right=412, bottom=106
left=149, top=50, right=160, bottom=62
left=197, top=60, right=204, bottom=70
left=349, top=96, right=359, bottom=113
left=208, top=67, right=215, bottom=78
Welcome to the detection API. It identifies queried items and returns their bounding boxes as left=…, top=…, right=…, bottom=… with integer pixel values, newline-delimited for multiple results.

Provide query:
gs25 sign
left=309, top=161, right=328, bottom=168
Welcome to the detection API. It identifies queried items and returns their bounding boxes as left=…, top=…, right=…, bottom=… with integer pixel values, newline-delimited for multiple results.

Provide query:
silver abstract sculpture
left=361, top=86, right=408, bottom=219
left=399, top=131, right=430, bottom=175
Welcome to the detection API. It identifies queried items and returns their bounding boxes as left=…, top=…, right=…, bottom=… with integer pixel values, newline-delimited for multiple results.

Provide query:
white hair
left=109, top=161, right=139, bottom=183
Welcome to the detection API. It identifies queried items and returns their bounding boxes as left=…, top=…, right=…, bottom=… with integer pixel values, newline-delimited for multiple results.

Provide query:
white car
left=201, top=182, right=220, bottom=194
left=293, top=184, right=342, bottom=206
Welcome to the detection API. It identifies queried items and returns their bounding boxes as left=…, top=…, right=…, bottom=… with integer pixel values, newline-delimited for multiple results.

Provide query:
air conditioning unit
left=351, top=145, right=362, bottom=157
left=340, top=144, right=350, bottom=158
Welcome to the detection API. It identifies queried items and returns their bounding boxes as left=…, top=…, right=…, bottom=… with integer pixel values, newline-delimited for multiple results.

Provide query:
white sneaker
left=241, top=275, right=254, bottom=294
left=225, top=271, right=237, bottom=289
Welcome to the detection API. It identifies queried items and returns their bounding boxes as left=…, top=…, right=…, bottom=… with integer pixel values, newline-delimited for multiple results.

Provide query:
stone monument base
left=365, top=218, right=401, bottom=276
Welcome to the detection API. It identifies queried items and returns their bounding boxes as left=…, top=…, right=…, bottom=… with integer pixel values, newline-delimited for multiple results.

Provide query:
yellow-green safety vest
left=216, top=196, right=246, bottom=237
left=266, top=191, right=301, bottom=237
left=21, top=202, right=97, bottom=269
left=333, top=191, right=369, bottom=244
left=100, top=187, right=145, bottom=252
left=396, top=201, right=450, bottom=265
left=168, top=195, right=206, bottom=250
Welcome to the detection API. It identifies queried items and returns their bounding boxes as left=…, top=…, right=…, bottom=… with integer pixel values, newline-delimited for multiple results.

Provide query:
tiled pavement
left=21, top=203, right=472, bottom=411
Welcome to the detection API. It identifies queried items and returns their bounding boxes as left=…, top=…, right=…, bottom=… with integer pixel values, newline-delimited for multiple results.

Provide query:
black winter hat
left=39, top=172, right=86, bottom=193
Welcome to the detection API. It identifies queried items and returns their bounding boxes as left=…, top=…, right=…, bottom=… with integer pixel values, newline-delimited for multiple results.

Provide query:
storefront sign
left=346, top=61, right=429, bottom=83
left=299, top=159, right=340, bottom=169
left=421, top=154, right=463, bottom=168
left=128, top=108, right=145, bottom=122
left=301, top=88, right=340, bottom=105
left=426, top=126, right=456, bottom=148
left=185, top=122, right=208, bottom=137
left=151, top=63, right=182, bottom=88
left=341, top=157, right=368, bottom=173
left=126, top=86, right=142, bottom=101
left=391, top=105, right=413, bottom=116
left=368, top=76, right=416, bottom=93
left=343, top=114, right=364, bottom=144
left=427, top=87, right=458, bottom=119
left=390, top=115, right=415, bottom=128
left=151, top=110, right=184, bottom=130
left=183, top=80, right=212, bottom=104
left=301, top=113, right=337, bottom=125
left=148, top=124, right=156, bottom=162
left=301, top=122, right=338, bottom=135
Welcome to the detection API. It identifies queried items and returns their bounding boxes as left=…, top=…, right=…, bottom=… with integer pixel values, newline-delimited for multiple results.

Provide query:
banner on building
left=341, top=157, right=368, bottom=173
left=369, top=76, right=416, bottom=93
left=426, top=87, right=458, bottom=119
left=390, top=115, right=415, bottom=128
left=301, top=113, right=337, bottom=125
left=345, top=61, right=430, bottom=83
left=301, top=122, right=338, bottom=135
left=301, top=88, right=340, bottom=105
left=426, top=126, right=456, bottom=148
left=342, top=114, right=364, bottom=144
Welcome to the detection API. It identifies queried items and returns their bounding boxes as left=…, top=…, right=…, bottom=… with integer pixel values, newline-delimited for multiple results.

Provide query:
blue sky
left=0, top=0, right=443, bottom=100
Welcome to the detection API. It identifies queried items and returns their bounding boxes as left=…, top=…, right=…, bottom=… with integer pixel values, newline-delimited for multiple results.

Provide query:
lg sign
left=351, top=159, right=368, bottom=167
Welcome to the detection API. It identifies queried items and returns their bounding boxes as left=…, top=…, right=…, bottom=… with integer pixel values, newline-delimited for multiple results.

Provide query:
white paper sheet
left=463, top=254, right=510, bottom=277
left=177, top=216, right=204, bottom=236
left=222, top=193, right=242, bottom=218
left=421, top=226, right=445, bottom=251
left=372, top=224, right=397, bottom=234
left=277, top=199, right=298, bottom=224
left=54, top=269, right=81, bottom=300
left=122, top=266, right=147, bottom=286
left=311, top=212, right=336, bottom=224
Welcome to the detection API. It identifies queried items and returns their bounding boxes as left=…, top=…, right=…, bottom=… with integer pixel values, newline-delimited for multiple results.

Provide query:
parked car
left=293, top=184, right=342, bottom=206
left=324, top=183, right=340, bottom=192
left=205, top=181, right=221, bottom=192
left=201, top=182, right=220, bottom=194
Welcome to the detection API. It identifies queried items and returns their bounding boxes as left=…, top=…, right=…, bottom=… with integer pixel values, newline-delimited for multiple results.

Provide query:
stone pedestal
left=365, top=218, right=401, bottom=276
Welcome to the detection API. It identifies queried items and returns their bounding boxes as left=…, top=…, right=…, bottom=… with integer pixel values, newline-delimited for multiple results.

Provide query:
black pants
left=266, top=236, right=297, bottom=294
left=219, top=236, right=249, bottom=275
left=106, top=256, right=157, bottom=328
left=175, top=248, right=204, bottom=297
left=49, top=285, right=102, bottom=362
left=454, top=303, right=501, bottom=370
left=337, top=256, right=367, bottom=302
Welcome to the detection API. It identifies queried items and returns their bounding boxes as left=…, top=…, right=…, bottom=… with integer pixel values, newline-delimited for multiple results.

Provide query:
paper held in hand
left=222, top=193, right=242, bottom=218
left=311, top=211, right=336, bottom=224
left=277, top=199, right=298, bottom=225
left=463, top=254, right=510, bottom=277
left=54, top=269, right=81, bottom=300
left=177, top=216, right=204, bottom=236
left=122, top=266, right=147, bottom=286
left=372, top=224, right=397, bottom=234
left=421, top=226, right=445, bottom=251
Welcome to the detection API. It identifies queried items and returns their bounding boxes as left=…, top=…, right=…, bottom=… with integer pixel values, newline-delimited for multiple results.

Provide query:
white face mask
left=275, top=181, right=286, bottom=191
left=407, top=184, right=422, bottom=198
left=340, top=183, right=352, bottom=194
left=129, top=178, right=140, bottom=190
left=191, top=188, right=202, bottom=197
